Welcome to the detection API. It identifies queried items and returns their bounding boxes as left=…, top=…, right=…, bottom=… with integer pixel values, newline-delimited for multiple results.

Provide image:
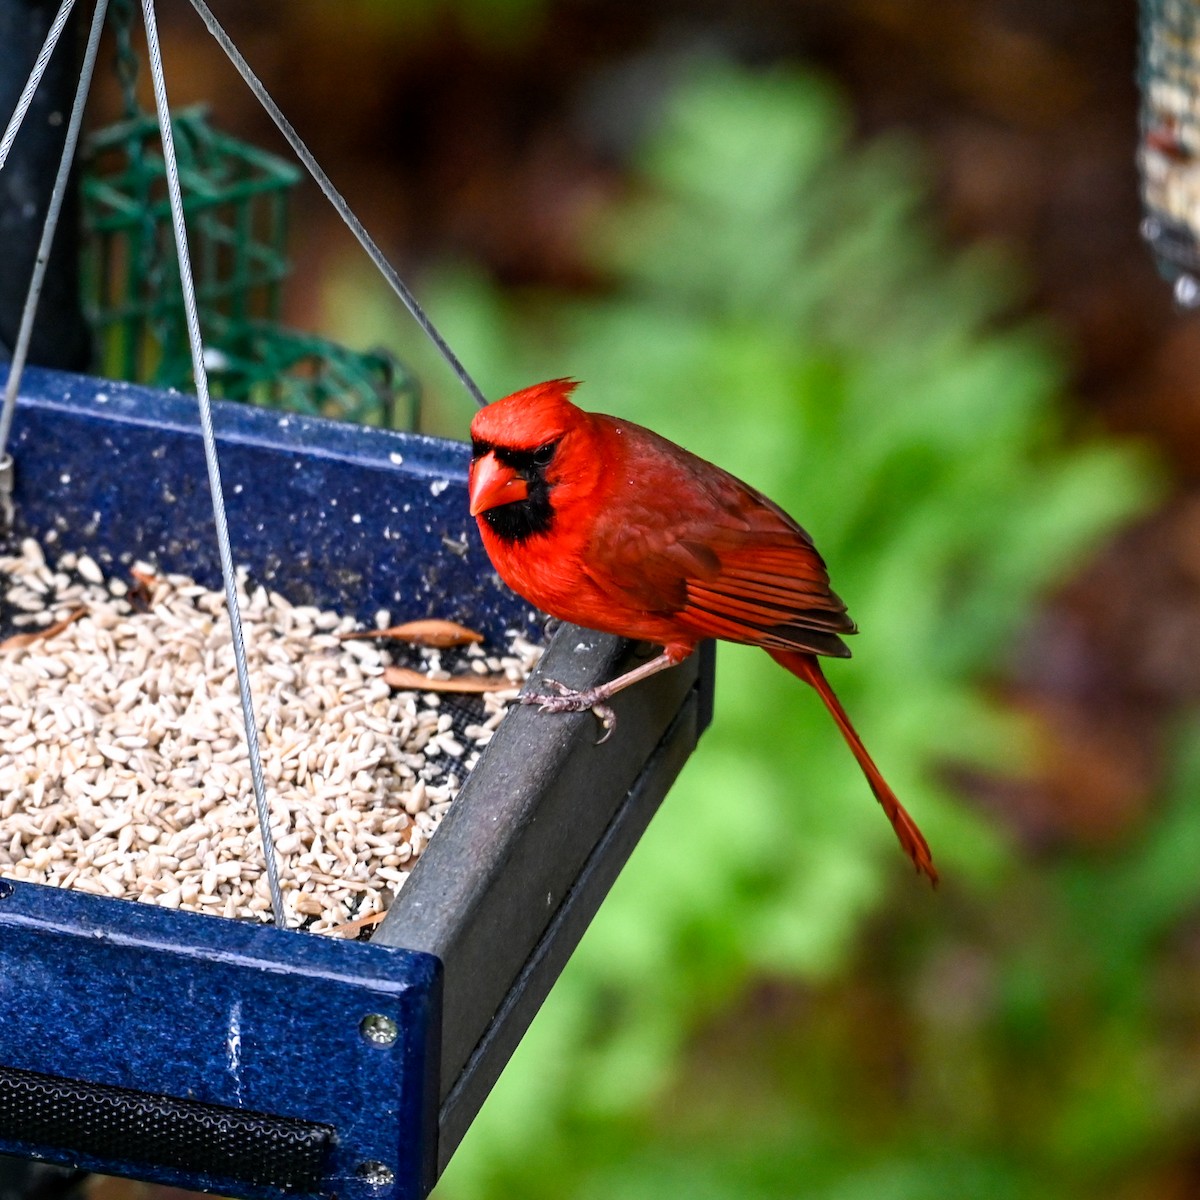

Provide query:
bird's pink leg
left=522, top=648, right=687, bottom=742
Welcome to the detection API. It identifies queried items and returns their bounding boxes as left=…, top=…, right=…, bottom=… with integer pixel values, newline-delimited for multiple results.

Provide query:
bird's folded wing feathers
left=587, top=493, right=856, bottom=657
left=680, top=535, right=856, bottom=656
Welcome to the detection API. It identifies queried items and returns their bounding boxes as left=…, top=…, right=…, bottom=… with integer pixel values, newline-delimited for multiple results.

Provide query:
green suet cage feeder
left=80, top=75, right=417, bottom=426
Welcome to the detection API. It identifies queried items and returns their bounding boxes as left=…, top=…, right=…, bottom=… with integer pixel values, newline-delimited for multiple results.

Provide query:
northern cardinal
left=468, top=379, right=937, bottom=883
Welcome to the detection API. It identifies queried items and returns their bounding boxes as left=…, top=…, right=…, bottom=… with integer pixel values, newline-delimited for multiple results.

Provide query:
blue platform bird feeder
left=0, top=1, right=713, bottom=1195
left=0, top=367, right=713, bottom=1199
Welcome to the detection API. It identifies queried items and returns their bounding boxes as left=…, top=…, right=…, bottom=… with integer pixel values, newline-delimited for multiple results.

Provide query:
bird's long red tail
left=769, top=649, right=938, bottom=885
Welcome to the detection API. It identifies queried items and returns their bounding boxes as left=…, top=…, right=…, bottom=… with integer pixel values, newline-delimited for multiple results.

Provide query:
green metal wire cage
left=80, top=106, right=418, bottom=427
left=1139, top=0, right=1200, bottom=302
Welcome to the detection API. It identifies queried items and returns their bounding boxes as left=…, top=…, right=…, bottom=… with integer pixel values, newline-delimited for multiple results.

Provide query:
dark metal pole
left=0, top=0, right=90, bottom=369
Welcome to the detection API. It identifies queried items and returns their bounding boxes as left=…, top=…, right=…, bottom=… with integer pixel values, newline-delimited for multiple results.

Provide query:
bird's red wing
left=679, top=533, right=856, bottom=657
left=579, top=514, right=699, bottom=616
left=582, top=430, right=856, bottom=658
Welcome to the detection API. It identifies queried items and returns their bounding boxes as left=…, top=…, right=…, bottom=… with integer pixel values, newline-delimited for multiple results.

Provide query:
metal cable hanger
left=0, top=0, right=80, bottom=526
left=187, top=0, right=489, bottom=411
left=0, top=0, right=107, bottom=467
left=139, top=0, right=287, bottom=927
left=0, top=0, right=76, bottom=173
left=0, top=0, right=494, bottom=929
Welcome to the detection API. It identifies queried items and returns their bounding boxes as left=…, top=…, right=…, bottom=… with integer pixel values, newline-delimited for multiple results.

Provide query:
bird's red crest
left=471, top=378, right=583, bottom=449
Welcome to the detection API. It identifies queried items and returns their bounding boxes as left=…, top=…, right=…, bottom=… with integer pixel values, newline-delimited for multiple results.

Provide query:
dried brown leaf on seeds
left=383, top=665, right=513, bottom=693
left=0, top=606, right=86, bottom=651
left=328, top=909, right=389, bottom=939
left=127, top=566, right=158, bottom=611
left=341, top=618, right=484, bottom=648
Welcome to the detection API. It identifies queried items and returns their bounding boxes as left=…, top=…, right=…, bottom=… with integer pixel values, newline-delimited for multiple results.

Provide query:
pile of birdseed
left=0, top=537, right=541, bottom=935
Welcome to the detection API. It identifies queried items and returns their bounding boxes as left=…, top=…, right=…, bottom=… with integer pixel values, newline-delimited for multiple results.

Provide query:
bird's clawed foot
left=521, top=678, right=617, bottom=743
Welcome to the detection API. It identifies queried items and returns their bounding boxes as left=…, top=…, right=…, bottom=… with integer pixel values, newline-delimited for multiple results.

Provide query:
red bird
left=468, top=379, right=937, bottom=883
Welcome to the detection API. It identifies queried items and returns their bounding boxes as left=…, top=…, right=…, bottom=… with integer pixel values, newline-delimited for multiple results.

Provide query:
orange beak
left=469, top=450, right=529, bottom=516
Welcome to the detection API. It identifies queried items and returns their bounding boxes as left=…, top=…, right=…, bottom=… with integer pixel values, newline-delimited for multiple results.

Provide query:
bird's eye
left=533, top=442, right=557, bottom=466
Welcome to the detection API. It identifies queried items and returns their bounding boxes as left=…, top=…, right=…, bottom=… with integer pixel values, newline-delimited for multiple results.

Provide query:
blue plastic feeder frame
left=0, top=367, right=714, bottom=1199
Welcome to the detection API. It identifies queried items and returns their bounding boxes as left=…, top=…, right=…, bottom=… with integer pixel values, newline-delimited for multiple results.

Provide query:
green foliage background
left=323, top=62, right=1192, bottom=1200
